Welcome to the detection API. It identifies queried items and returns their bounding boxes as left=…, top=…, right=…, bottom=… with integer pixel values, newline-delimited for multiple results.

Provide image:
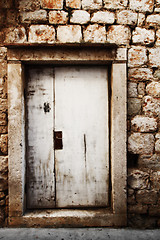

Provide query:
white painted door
left=26, top=66, right=109, bottom=209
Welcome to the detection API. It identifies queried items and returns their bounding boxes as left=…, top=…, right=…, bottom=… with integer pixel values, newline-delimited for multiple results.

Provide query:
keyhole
left=44, top=102, right=51, bottom=113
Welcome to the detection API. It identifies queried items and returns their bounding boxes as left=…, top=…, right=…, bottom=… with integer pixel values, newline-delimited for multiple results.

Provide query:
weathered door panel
left=55, top=66, right=109, bottom=208
left=26, top=67, right=55, bottom=208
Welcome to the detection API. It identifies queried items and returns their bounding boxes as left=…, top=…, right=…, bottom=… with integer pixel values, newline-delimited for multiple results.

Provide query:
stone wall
left=0, top=0, right=160, bottom=228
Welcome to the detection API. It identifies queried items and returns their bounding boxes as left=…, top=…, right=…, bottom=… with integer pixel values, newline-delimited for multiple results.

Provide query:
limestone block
left=49, top=11, right=68, bottom=24
left=0, top=135, right=8, bottom=155
left=128, top=47, right=147, bottom=67
left=154, top=69, right=160, bottom=80
left=82, top=0, right=102, bottom=10
left=66, top=0, right=81, bottom=9
left=128, top=204, right=148, bottom=214
left=83, top=24, right=106, bottom=43
left=128, top=170, right=149, bottom=189
left=128, top=82, right=137, bottom=98
left=6, top=9, right=18, bottom=25
left=155, top=139, right=160, bottom=152
left=129, top=0, right=154, bottom=12
left=57, top=25, right=82, bottom=43
left=21, top=10, right=47, bottom=23
left=70, top=10, right=90, bottom=24
left=132, top=27, right=155, bottom=45
left=0, top=113, right=7, bottom=126
left=136, top=190, right=158, bottom=204
left=4, top=27, right=26, bottom=43
left=138, top=154, right=160, bottom=171
left=29, top=25, right=55, bottom=43
left=107, top=25, right=131, bottom=45
left=146, top=14, right=160, bottom=26
left=138, top=82, right=145, bottom=96
left=146, top=82, right=160, bottom=97
left=137, top=13, right=145, bottom=26
left=0, top=127, right=7, bottom=134
left=0, top=0, right=13, bottom=8
left=0, top=48, right=7, bottom=61
left=149, top=205, right=160, bottom=216
left=128, top=68, right=153, bottom=81
left=149, top=48, right=160, bottom=67
left=143, top=96, right=160, bottom=118
left=0, top=192, right=5, bottom=199
left=0, top=10, right=5, bottom=26
left=103, top=0, right=127, bottom=9
left=131, top=115, right=157, bottom=132
left=128, top=133, right=154, bottom=154
left=150, top=171, right=160, bottom=190
left=117, top=10, right=137, bottom=25
left=128, top=98, right=141, bottom=115
left=19, top=0, right=40, bottom=11
left=156, top=29, right=160, bottom=46
left=91, top=11, right=115, bottom=24
left=41, top=0, right=63, bottom=9
left=0, top=156, right=8, bottom=173
left=154, top=8, right=160, bottom=13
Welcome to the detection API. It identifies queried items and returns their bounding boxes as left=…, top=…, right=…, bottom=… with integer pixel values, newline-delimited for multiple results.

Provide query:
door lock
left=54, top=131, right=63, bottom=150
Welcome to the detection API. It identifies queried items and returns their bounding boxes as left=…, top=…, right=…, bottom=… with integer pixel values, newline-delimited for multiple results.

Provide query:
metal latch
left=54, top=131, right=63, bottom=150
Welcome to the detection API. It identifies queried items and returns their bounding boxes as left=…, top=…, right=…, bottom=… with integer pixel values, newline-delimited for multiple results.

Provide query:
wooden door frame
left=7, top=46, right=127, bottom=227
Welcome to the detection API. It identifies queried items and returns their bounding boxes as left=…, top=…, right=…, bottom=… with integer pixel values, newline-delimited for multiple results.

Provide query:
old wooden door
left=26, top=66, right=109, bottom=209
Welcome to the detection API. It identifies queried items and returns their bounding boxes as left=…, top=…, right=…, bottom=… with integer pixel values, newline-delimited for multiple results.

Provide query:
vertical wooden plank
left=26, top=67, right=55, bottom=208
left=55, top=66, right=109, bottom=208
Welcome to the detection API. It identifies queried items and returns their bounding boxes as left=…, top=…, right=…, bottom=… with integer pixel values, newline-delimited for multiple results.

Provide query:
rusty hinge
left=54, top=131, right=63, bottom=150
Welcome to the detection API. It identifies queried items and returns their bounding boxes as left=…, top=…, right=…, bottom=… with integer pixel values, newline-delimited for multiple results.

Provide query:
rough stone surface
left=83, top=24, right=106, bottom=43
left=57, top=25, right=82, bottom=43
left=128, top=82, right=138, bottom=98
left=128, top=98, right=141, bottom=115
left=82, top=0, right=102, bottom=10
left=20, top=10, right=47, bottom=23
left=0, top=157, right=8, bottom=173
left=91, top=11, right=115, bottom=24
left=49, top=11, right=68, bottom=24
left=41, top=0, right=63, bottom=9
left=136, top=190, right=158, bottom=204
left=128, top=68, right=153, bottom=81
left=146, top=14, right=160, bottom=26
left=128, top=204, right=148, bottom=214
left=146, top=82, right=160, bottom=97
left=128, top=47, right=147, bottom=67
left=4, top=27, right=26, bottom=43
left=66, top=0, right=81, bottom=9
left=132, top=27, right=155, bottom=45
left=131, top=116, right=157, bottom=132
left=130, top=0, right=154, bottom=12
left=128, top=170, right=150, bottom=190
left=103, top=0, right=128, bottom=9
left=128, top=133, right=154, bottom=154
left=138, top=154, right=160, bottom=171
left=107, top=25, right=131, bottom=45
left=19, top=0, right=40, bottom=11
left=117, top=10, right=137, bottom=25
left=155, top=139, right=160, bottom=152
left=137, top=13, right=145, bottom=26
left=0, top=135, right=8, bottom=155
left=138, top=82, right=145, bottom=96
left=156, top=30, right=160, bottom=46
left=70, top=10, right=90, bottom=24
left=0, top=113, right=7, bottom=126
left=143, top=96, right=160, bottom=118
left=154, top=70, right=160, bottom=80
left=0, top=0, right=13, bottom=8
left=29, top=25, right=55, bottom=43
left=149, top=48, right=160, bottom=67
